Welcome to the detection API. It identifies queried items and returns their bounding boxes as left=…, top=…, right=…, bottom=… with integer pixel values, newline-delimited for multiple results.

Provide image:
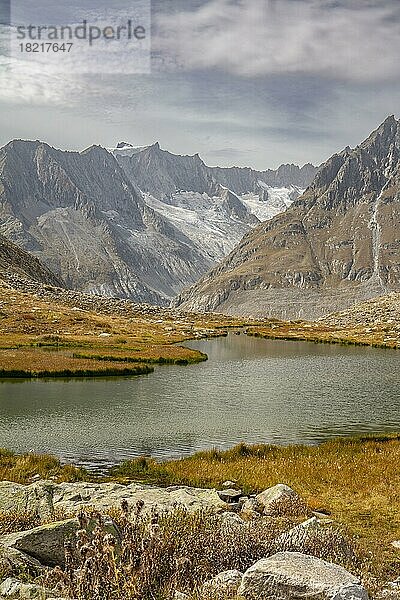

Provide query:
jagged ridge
left=173, top=116, right=400, bottom=319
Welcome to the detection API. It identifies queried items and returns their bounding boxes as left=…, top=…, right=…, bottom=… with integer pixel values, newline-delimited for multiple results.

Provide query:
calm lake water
left=0, top=335, right=399, bottom=470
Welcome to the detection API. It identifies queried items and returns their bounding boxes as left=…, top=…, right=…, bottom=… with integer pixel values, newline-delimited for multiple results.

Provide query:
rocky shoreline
left=0, top=479, right=398, bottom=599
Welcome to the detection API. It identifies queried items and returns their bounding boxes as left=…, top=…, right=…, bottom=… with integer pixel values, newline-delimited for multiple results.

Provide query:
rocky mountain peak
left=0, top=136, right=316, bottom=307
left=116, top=141, right=133, bottom=149
left=173, top=116, right=400, bottom=319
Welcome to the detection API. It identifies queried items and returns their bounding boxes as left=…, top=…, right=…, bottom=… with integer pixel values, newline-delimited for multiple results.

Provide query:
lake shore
left=0, top=434, right=399, bottom=586
left=1, top=278, right=398, bottom=379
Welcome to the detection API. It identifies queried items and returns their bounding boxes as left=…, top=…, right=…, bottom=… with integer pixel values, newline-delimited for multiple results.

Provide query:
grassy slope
left=0, top=280, right=246, bottom=376
left=246, top=293, right=400, bottom=349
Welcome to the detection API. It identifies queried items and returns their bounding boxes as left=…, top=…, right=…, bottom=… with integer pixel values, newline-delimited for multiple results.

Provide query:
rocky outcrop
left=51, top=482, right=226, bottom=515
left=255, top=484, right=300, bottom=515
left=0, top=577, right=58, bottom=599
left=0, top=546, right=43, bottom=578
left=0, top=480, right=227, bottom=521
left=319, top=291, right=400, bottom=329
left=237, top=552, right=369, bottom=600
left=174, top=116, right=400, bottom=319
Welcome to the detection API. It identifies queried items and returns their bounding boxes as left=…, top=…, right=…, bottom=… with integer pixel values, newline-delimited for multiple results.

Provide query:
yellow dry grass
left=246, top=321, right=400, bottom=349
left=0, top=448, right=86, bottom=483
left=0, top=281, right=244, bottom=375
left=114, top=436, right=400, bottom=582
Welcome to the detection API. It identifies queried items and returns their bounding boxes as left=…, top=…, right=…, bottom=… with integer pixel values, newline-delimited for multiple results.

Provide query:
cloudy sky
left=1, top=0, right=400, bottom=169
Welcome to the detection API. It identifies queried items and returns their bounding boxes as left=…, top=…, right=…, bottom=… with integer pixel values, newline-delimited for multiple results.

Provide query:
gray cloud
left=155, top=0, right=400, bottom=82
left=1, top=0, right=400, bottom=170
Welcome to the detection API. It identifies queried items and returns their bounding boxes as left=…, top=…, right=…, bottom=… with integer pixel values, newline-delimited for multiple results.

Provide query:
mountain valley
left=0, top=139, right=315, bottom=306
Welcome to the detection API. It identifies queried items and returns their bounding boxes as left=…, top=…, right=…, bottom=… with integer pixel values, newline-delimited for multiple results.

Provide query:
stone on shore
left=0, top=545, right=43, bottom=578
left=255, top=484, right=300, bottom=515
left=0, top=520, right=78, bottom=567
left=52, top=482, right=226, bottom=515
left=237, top=552, right=369, bottom=600
left=0, top=577, right=56, bottom=598
left=0, top=482, right=54, bottom=521
left=273, top=516, right=321, bottom=550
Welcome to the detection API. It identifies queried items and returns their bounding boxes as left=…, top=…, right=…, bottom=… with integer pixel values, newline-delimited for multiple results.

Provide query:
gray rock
left=1, top=519, right=78, bottom=567
left=0, top=578, right=22, bottom=598
left=0, top=577, right=55, bottom=598
left=0, top=545, right=43, bottom=577
left=0, top=481, right=55, bottom=521
left=219, top=512, right=245, bottom=527
left=202, top=570, right=243, bottom=599
left=240, top=498, right=261, bottom=518
left=273, top=518, right=355, bottom=559
left=273, top=516, right=321, bottom=550
left=52, top=482, right=226, bottom=515
left=255, top=484, right=300, bottom=515
left=217, top=489, right=242, bottom=503
left=237, top=552, right=369, bottom=600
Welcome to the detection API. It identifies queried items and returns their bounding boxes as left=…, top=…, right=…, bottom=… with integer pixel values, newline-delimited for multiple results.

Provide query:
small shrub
left=44, top=503, right=287, bottom=600
left=0, top=510, right=40, bottom=534
left=268, top=495, right=312, bottom=518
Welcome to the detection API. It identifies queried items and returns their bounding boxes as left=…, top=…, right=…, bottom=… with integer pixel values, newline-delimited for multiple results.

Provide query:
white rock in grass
left=255, top=483, right=299, bottom=515
left=237, top=552, right=369, bottom=600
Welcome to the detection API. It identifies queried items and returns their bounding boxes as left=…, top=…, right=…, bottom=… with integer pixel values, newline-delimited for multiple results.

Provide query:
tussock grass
left=72, top=345, right=208, bottom=366
left=0, top=348, right=154, bottom=378
left=0, top=448, right=87, bottom=483
left=0, top=510, right=40, bottom=534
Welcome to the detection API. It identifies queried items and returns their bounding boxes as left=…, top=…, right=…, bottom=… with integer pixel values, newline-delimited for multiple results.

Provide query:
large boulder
left=273, top=516, right=321, bottom=550
left=0, top=519, right=78, bottom=567
left=255, top=484, right=300, bottom=515
left=202, top=570, right=243, bottom=599
left=52, top=482, right=226, bottom=515
left=0, top=482, right=55, bottom=521
left=237, top=552, right=369, bottom=600
left=240, top=497, right=260, bottom=519
left=273, top=518, right=355, bottom=560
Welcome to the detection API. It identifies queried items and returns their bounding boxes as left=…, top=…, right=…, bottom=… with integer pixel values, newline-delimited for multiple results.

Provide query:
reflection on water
left=0, top=335, right=399, bottom=469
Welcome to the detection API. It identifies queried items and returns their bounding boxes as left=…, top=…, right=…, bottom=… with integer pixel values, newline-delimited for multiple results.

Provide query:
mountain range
left=0, top=139, right=316, bottom=305
left=174, top=116, right=400, bottom=319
